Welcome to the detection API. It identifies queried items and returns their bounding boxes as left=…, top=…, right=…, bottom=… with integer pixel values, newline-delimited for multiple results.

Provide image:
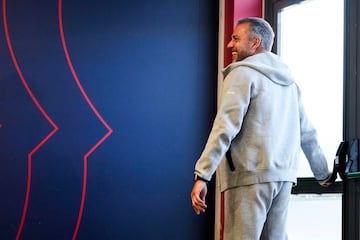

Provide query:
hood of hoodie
left=222, top=52, right=294, bottom=86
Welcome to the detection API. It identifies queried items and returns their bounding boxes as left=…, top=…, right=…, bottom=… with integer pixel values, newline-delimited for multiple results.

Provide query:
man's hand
left=191, top=180, right=208, bottom=215
left=319, top=172, right=337, bottom=187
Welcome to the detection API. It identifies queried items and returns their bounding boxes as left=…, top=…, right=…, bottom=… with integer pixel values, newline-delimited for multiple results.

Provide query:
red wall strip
left=220, top=1, right=263, bottom=239
left=223, top=0, right=263, bottom=67
left=223, top=0, right=235, bottom=67
left=234, top=0, right=263, bottom=26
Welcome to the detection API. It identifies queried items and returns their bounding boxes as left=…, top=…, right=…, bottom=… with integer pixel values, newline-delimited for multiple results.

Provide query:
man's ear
left=251, top=37, right=261, bottom=50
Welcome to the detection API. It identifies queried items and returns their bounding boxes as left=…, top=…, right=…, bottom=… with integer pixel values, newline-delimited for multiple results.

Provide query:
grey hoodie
left=195, top=52, right=329, bottom=192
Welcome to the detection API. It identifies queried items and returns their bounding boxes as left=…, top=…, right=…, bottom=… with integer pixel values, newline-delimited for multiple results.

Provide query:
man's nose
left=227, top=40, right=233, bottom=48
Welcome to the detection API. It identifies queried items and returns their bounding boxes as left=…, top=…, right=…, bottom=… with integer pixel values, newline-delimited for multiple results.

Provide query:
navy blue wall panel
left=0, top=0, right=218, bottom=239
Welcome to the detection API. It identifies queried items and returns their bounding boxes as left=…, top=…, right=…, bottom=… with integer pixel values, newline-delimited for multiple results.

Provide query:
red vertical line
left=2, top=0, right=59, bottom=239
left=223, top=0, right=234, bottom=67
left=58, top=1, right=113, bottom=239
left=220, top=1, right=234, bottom=239
left=220, top=192, right=224, bottom=240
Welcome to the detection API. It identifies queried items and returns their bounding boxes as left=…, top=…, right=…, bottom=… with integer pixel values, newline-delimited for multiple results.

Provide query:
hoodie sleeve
left=194, top=68, right=253, bottom=180
left=297, top=86, right=331, bottom=180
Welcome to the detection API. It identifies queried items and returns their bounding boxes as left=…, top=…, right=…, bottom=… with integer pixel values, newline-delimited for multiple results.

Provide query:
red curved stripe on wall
left=58, top=0, right=113, bottom=239
left=2, top=1, right=59, bottom=239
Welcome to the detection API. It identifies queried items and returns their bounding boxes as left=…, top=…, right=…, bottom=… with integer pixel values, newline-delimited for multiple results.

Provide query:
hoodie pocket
left=226, top=148, right=236, bottom=171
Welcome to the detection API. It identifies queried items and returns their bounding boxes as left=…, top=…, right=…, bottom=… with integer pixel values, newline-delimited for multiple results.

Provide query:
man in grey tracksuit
left=190, top=17, right=333, bottom=240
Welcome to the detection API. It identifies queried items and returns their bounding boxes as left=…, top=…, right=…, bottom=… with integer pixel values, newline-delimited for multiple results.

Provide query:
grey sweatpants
left=223, top=181, right=292, bottom=240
